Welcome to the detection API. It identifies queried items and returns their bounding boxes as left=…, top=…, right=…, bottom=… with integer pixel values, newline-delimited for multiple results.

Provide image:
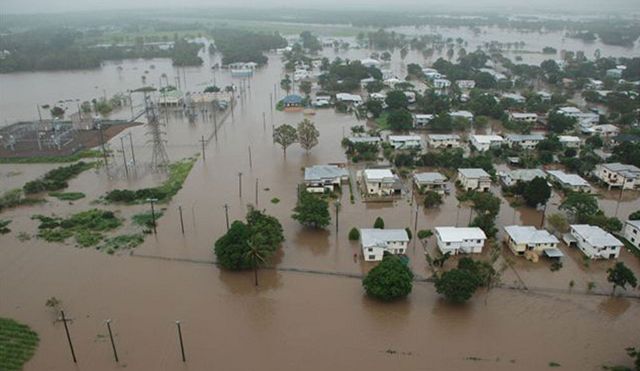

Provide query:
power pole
left=262, top=112, right=266, bottom=131
left=200, top=136, right=206, bottom=161
left=255, top=178, right=259, bottom=206
left=98, top=124, right=108, bottom=166
left=223, top=204, right=230, bottom=231
left=60, top=310, right=77, bottom=363
left=120, top=136, right=129, bottom=178
left=178, top=205, right=185, bottom=234
left=128, top=132, right=136, bottom=166
left=334, top=201, right=340, bottom=234
left=238, top=172, right=243, bottom=198
left=248, top=146, right=252, bottom=169
left=176, top=321, right=186, bottom=362
left=147, top=198, right=158, bottom=234
left=106, top=319, right=119, bottom=363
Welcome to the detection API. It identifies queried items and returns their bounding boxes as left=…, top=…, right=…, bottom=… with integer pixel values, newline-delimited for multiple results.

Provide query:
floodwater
left=1, top=33, right=640, bottom=370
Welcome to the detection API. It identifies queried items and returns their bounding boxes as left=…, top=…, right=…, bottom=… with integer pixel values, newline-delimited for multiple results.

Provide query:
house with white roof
left=413, top=114, right=434, bottom=128
left=360, top=58, right=381, bottom=68
left=336, top=93, right=363, bottom=105
left=458, top=168, right=491, bottom=192
left=346, top=136, right=381, bottom=145
left=433, top=79, right=451, bottom=89
left=499, top=169, right=547, bottom=187
left=584, top=124, right=620, bottom=137
left=503, top=225, right=560, bottom=257
left=362, top=169, right=402, bottom=196
left=558, top=135, right=581, bottom=148
left=413, top=172, right=447, bottom=194
left=505, top=134, right=545, bottom=150
left=435, top=227, right=487, bottom=255
left=427, top=134, right=461, bottom=149
left=557, top=106, right=599, bottom=125
left=607, top=68, right=624, bottom=79
left=501, top=93, right=526, bottom=104
left=404, top=91, right=417, bottom=104
left=509, top=112, right=538, bottom=123
left=623, top=220, right=640, bottom=251
left=304, top=165, right=349, bottom=193
left=470, top=135, right=504, bottom=152
left=586, top=78, right=604, bottom=90
left=456, top=80, right=476, bottom=89
left=450, top=110, right=474, bottom=121
left=547, top=170, right=591, bottom=192
left=564, top=225, right=622, bottom=259
left=360, top=229, right=409, bottom=261
left=388, top=135, right=422, bottom=149
left=594, top=163, right=640, bottom=190
left=369, top=92, right=386, bottom=102
left=537, top=91, right=552, bottom=101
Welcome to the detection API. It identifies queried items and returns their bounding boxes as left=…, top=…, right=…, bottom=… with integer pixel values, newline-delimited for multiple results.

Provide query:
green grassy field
left=0, top=317, right=39, bottom=371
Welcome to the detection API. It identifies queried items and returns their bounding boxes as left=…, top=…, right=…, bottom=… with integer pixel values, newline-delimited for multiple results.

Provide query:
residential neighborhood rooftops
left=347, top=136, right=380, bottom=144
left=450, top=110, right=474, bottom=119
left=459, top=168, right=491, bottom=178
left=547, top=170, right=590, bottom=187
left=502, top=169, right=546, bottom=183
left=504, top=225, right=559, bottom=245
left=505, top=134, right=545, bottom=141
left=601, top=163, right=640, bottom=178
left=388, top=135, right=421, bottom=142
left=364, top=169, right=395, bottom=182
left=559, top=135, right=581, bottom=143
left=414, top=172, right=446, bottom=183
left=472, top=135, right=503, bottom=143
left=428, top=134, right=460, bottom=140
left=435, top=227, right=487, bottom=242
left=281, top=94, right=304, bottom=105
left=360, top=228, right=409, bottom=248
left=304, top=165, right=348, bottom=182
left=570, top=225, right=623, bottom=247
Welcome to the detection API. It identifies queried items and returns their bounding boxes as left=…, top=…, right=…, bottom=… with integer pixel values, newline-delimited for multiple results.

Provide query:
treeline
left=210, top=28, right=286, bottom=66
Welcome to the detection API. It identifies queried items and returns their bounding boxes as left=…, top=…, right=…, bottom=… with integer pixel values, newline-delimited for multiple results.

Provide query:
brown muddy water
left=1, top=43, right=640, bottom=370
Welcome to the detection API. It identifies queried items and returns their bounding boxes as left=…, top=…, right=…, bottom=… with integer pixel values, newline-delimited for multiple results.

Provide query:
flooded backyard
left=1, top=31, right=640, bottom=370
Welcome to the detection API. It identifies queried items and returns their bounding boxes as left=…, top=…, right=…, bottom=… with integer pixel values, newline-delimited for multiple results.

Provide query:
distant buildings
left=304, top=165, right=348, bottom=193
left=503, top=225, right=560, bottom=257
left=456, top=80, right=476, bottom=89
left=547, top=170, right=591, bottom=192
left=623, top=220, right=640, bottom=251
left=336, top=93, right=363, bottom=105
left=413, top=114, right=434, bottom=128
left=557, top=106, right=599, bottom=126
left=504, top=134, right=545, bottom=150
left=362, top=169, right=402, bottom=196
left=499, top=169, right=547, bottom=187
left=433, top=79, right=452, bottom=89
left=508, top=112, right=538, bottom=123
left=435, top=227, right=487, bottom=255
left=427, top=134, right=461, bottom=149
left=360, top=229, right=409, bottom=261
left=450, top=110, right=474, bottom=121
left=387, top=135, right=421, bottom=149
left=413, top=172, right=447, bottom=194
left=281, top=95, right=304, bottom=109
left=594, top=163, right=640, bottom=190
left=564, top=225, right=622, bottom=260
left=558, top=135, right=581, bottom=148
left=470, top=135, right=504, bottom=152
left=501, top=93, right=526, bottom=104
left=458, top=168, right=491, bottom=192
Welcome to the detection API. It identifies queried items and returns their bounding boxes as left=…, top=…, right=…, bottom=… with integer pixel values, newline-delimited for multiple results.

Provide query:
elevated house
left=450, top=110, right=474, bottom=121
left=433, top=79, right=451, bottom=89
left=362, top=169, right=402, bottom=196
left=304, top=165, right=348, bottom=193
left=504, top=134, right=545, bottom=150
left=547, top=170, right=591, bottom=192
left=346, top=136, right=381, bottom=145
left=583, top=124, right=620, bottom=137
left=509, top=112, right=538, bottom=123
left=623, top=220, right=640, bottom=251
left=413, top=114, right=434, bottom=128
left=413, top=172, right=447, bottom=194
left=501, top=93, right=526, bottom=104
left=456, top=80, right=476, bottom=89
left=563, top=225, right=622, bottom=260
left=427, top=134, right=461, bottom=149
left=388, top=135, right=421, bottom=149
left=499, top=168, right=547, bottom=187
left=594, top=163, right=640, bottom=190
left=281, top=95, right=304, bottom=111
left=470, top=135, right=503, bottom=152
left=336, top=93, right=363, bottom=106
left=435, top=227, right=487, bottom=255
left=360, top=229, right=409, bottom=261
left=557, top=106, right=599, bottom=126
left=503, top=225, right=561, bottom=258
left=458, top=168, right=491, bottom=192
left=558, top=135, right=581, bottom=148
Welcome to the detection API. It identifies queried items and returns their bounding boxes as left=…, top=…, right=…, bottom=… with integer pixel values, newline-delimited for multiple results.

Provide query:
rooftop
left=626, top=220, right=640, bottom=229
left=360, top=228, right=409, bottom=248
left=504, top=225, right=559, bottom=245
left=571, top=225, right=622, bottom=247
left=436, top=227, right=487, bottom=242
left=506, top=134, right=545, bottom=142
left=472, top=135, right=503, bottom=143
left=547, top=170, right=590, bottom=187
left=364, top=168, right=395, bottom=181
left=429, top=134, right=460, bottom=140
left=304, top=165, right=348, bottom=182
left=281, top=94, right=304, bottom=104
left=504, top=169, right=546, bottom=183
left=459, top=168, right=491, bottom=178
left=414, top=172, right=446, bottom=183
left=388, top=135, right=421, bottom=142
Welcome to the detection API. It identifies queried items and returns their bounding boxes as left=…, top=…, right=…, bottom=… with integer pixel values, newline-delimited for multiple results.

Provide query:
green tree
left=385, top=90, right=409, bottom=110
left=362, top=255, right=414, bottom=301
left=607, top=262, right=638, bottom=295
left=548, top=111, right=577, bottom=134
left=292, top=191, right=330, bottom=228
left=273, top=124, right=298, bottom=158
left=629, top=210, right=640, bottom=220
left=297, top=119, right=319, bottom=153
left=50, top=106, right=65, bottom=119
left=299, top=80, right=312, bottom=96
left=423, top=191, right=443, bottom=208
left=387, top=109, right=413, bottom=131
left=547, top=213, right=569, bottom=233
left=366, top=100, right=383, bottom=118
left=374, top=217, right=384, bottom=229
left=214, top=221, right=252, bottom=270
left=365, top=80, right=384, bottom=93
left=348, top=227, right=360, bottom=240
left=245, top=236, right=269, bottom=286
left=560, top=192, right=599, bottom=222
left=523, top=177, right=551, bottom=207
left=435, top=268, right=479, bottom=303
left=280, top=75, right=292, bottom=94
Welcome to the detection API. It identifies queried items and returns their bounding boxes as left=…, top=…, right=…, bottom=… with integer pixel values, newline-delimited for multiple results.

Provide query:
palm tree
left=244, top=237, right=269, bottom=286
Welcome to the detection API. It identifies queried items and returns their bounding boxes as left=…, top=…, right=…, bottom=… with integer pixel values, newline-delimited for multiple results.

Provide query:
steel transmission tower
left=144, top=95, right=169, bottom=170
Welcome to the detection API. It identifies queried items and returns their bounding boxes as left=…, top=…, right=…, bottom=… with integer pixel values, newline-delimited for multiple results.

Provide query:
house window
left=368, top=248, right=373, bottom=252
left=368, top=255, right=375, bottom=260
left=634, top=229, right=637, bottom=235
left=446, top=242, right=451, bottom=246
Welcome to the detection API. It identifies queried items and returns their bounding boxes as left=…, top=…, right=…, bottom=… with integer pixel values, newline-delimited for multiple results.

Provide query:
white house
left=404, top=91, right=417, bottom=104
left=564, top=225, right=622, bottom=260
left=346, top=136, right=381, bottom=145
left=607, top=68, right=624, bottom=79
left=586, top=78, right=604, bottom=90
left=458, top=168, right=491, bottom=192
left=558, top=135, right=581, bottom=148
left=293, top=69, right=310, bottom=81
left=584, top=124, right=620, bottom=137
left=414, top=172, right=447, bottom=194
left=388, top=135, right=422, bottom=149
left=336, top=93, right=363, bottom=105
left=413, top=114, right=434, bottom=128
left=623, top=220, right=640, bottom=251
left=450, top=110, right=474, bottom=121
left=537, top=91, right=552, bottom=101
left=503, top=225, right=560, bottom=257
left=501, top=93, right=526, bottom=104
left=499, top=168, right=547, bottom=187
left=509, top=112, right=538, bottom=123
left=505, top=134, right=545, bottom=149
left=433, top=79, right=451, bottom=89
left=369, top=92, right=386, bottom=102
left=594, top=163, right=640, bottom=190
left=456, top=80, right=476, bottom=89
left=360, top=229, right=409, bottom=261
left=304, top=165, right=349, bottom=193
left=547, top=170, right=591, bottom=192
left=557, top=106, right=599, bottom=126
left=470, top=135, right=504, bottom=152
left=435, top=227, right=487, bottom=255
left=363, top=169, right=402, bottom=196
left=427, top=134, right=461, bottom=149
left=360, top=58, right=381, bottom=68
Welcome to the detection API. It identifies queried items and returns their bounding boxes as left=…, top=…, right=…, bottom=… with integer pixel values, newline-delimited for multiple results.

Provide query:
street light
left=146, top=198, right=158, bottom=234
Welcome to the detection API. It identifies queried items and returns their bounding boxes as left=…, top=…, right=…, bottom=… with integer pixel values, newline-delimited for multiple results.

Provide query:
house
left=509, top=112, right=538, bottom=123
left=501, top=93, right=526, bottom=104
left=360, top=58, right=381, bottom=68
left=547, top=170, right=591, bottom=192
left=607, top=68, right=624, bottom=79
left=503, top=225, right=560, bottom=257
left=623, top=220, right=640, bottom=251
left=336, top=93, right=363, bottom=105
left=564, top=225, right=622, bottom=259
left=388, top=135, right=422, bottom=149
left=505, top=134, right=545, bottom=149
left=470, top=135, right=504, bottom=152
left=558, top=135, right=581, bottom=148
left=584, top=124, right=620, bottom=137
left=384, top=78, right=402, bottom=88
left=404, top=91, right=417, bottom=104
left=479, top=68, right=507, bottom=81
left=413, top=114, right=434, bottom=127
left=360, top=229, right=409, bottom=261
left=499, top=169, right=547, bottom=187
left=537, top=91, right=552, bottom=101
left=433, top=79, right=451, bottom=89
left=230, top=68, right=253, bottom=78
left=413, top=172, right=447, bottom=194
left=369, top=92, right=386, bottom=102
left=435, top=227, right=487, bottom=255
left=304, top=165, right=349, bottom=193
left=450, top=110, right=474, bottom=121
left=557, top=106, right=599, bottom=125
left=427, top=134, right=461, bottom=149
left=293, top=69, right=310, bottom=81
left=362, top=169, right=402, bottom=196
left=313, top=95, right=331, bottom=107
left=456, top=80, right=476, bottom=89
left=346, top=136, right=381, bottom=145
left=594, top=163, right=640, bottom=190
left=280, top=95, right=304, bottom=110
left=158, top=89, right=184, bottom=106
left=612, top=134, right=640, bottom=146
left=586, top=78, right=604, bottom=90
left=458, top=168, right=491, bottom=192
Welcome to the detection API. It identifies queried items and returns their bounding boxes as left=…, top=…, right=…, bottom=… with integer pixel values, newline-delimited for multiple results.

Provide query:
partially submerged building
left=503, top=225, right=561, bottom=258
left=435, top=227, right=487, bottom=255
left=413, top=172, right=447, bottom=194
left=564, top=225, right=622, bottom=260
left=458, top=168, right=491, bottom=192
left=362, top=169, right=402, bottom=196
left=304, top=165, right=349, bottom=193
left=360, top=228, right=409, bottom=261
left=594, top=163, right=640, bottom=190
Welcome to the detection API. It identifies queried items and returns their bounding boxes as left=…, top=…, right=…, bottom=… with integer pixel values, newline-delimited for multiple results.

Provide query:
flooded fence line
left=129, top=252, right=640, bottom=299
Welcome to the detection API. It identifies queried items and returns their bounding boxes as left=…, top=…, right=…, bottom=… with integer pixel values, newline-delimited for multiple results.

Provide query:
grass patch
left=0, top=317, right=39, bottom=371
left=375, top=112, right=390, bottom=130
left=16, top=232, right=31, bottom=242
left=0, top=189, right=45, bottom=213
left=99, top=234, right=145, bottom=254
left=132, top=210, right=164, bottom=230
left=33, top=209, right=122, bottom=247
left=0, top=149, right=102, bottom=164
left=270, top=197, right=280, bottom=204
left=0, top=219, right=11, bottom=234
left=549, top=361, right=561, bottom=367
left=23, top=162, right=94, bottom=195
left=49, top=192, right=86, bottom=201
left=104, top=157, right=197, bottom=204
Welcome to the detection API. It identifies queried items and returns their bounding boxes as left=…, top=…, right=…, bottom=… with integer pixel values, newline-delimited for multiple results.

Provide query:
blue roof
left=281, top=95, right=303, bottom=104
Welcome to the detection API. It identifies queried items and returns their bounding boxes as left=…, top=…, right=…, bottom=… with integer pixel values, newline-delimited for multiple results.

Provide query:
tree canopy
left=607, top=262, right=638, bottom=295
left=362, top=255, right=414, bottom=301
left=523, top=177, right=552, bottom=207
left=273, top=124, right=298, bottom=157
left=292, top=191, right=330, bottom=228
left=297, top=119, right=319, bottom=153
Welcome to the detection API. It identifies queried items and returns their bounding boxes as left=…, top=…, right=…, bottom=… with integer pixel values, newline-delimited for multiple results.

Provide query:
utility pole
left=200, top=136, right=206, bottom=161
left=263, top=112, right=266, bottom=131
left=540, top=202, right=548, bottom=228
left=414, top=204, right=419, bottom=240
left=176, top=321, right=186, bottom=362
left=98, top=124, right=108, bottom=166
left=269, top=94, right=273, bottom=114
left=120, top=136, right=129, bottom=178
left=223, top=204, right=229, bottom=231
left=36, top=104, right=43, bottom=122
left=178, top=205, right=185, bottom=235
left=147, top=198, right=158, bottom=234
left=128, top=132, right=136, bottom=166
left=60, top=311, right=77, bottom=363
left=238, top=172, right=243, bottom=198
left=106, top=319, right=119, bottom=363
left=248, top=146, right=252, bottom=169
left=334, top=201, right=340, bottom=234
left=255, top=178, right=259, bottom=206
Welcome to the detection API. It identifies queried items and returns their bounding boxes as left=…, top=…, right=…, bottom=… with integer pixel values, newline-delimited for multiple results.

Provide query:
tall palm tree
left=244, top=237, right=269, bottom=286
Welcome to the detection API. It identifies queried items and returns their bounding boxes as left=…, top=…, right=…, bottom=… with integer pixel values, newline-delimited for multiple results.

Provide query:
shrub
left=423, top=191, right=443, bottom=208
left=373, top=217, right=385, bottom=229
left=417, top=229, right=433, bottom=239
left=435, top=268, right=480, bottom=303
left=348, top=227, right=360, bottom=241
left=363, top=255, right=414, bottom=301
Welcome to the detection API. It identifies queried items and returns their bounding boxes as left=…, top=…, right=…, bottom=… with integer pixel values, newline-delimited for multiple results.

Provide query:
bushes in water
left=23, top=162, right=93, bottom=194
left=48, top=192, right=85, bottom=201
left=33, top=209, right=121, bottom=247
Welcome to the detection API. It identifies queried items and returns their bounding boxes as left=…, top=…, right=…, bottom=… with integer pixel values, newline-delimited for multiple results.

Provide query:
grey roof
left=504, top=225, right=559, bottom=245
left=414, top=172, right=446, bottom=184
left=543, top=248, right=565, bottom=258
left=429, top=134, right=460, bottom=140
left=571, top=225, right=623, bottom=247
left=304, top=165, right=348, bottom=182
left=505, top=169, right=546, bottom=183
left=458, top=168, right=491, bottom=178
left=506, top=134, right=545, bottom=142
left=360, top=228, right=409, bottom=248
left=547, top=170, right=590, bottom=187
left=347, top=136, right=381, bottom=144
left=601, top=163, right=640, bottom=179
left=436, top=227, right=487, bottom=242
left=626, top=220, right=640, bottom=229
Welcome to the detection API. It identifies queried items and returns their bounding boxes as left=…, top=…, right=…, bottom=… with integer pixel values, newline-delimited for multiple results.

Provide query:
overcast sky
left=1, top=0, right=639, bottom=14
